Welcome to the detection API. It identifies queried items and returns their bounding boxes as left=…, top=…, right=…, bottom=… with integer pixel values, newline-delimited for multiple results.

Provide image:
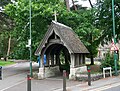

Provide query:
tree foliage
left=4, top=0, right=102, bottom=63
left=100, top=52, right=120, bottom=71
left=4, top=0, right=74, bottom=60
left=75, top=9, right=101, bottom=64
left=95, top=0, right=120, bottom=43
left=0, top=0, right=14, bottom=32
left=0, top=0, right=15, bottom=59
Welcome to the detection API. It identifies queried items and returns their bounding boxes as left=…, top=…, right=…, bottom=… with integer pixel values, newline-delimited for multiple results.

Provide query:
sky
left=69, top=0, right=97, bottom=8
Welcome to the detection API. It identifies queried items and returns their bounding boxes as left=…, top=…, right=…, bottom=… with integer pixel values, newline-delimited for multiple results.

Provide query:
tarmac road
left=0, top=61, right=80, bottom=91
left=2, top=78, right=81, bottom=91
left=0, top=61, right=38, bottom=91
left=1, top=61, right=120, bottom=91
left=104, top=85, right=120, bottom=91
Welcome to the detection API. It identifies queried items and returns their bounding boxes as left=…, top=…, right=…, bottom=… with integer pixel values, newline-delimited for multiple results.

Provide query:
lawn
left=0, top=60, right=15, bottom=66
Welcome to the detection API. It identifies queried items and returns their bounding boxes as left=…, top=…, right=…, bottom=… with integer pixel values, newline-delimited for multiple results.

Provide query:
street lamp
left=29, top=0, right=33, bottom=77
left=112, top=0, right=118, bottom=76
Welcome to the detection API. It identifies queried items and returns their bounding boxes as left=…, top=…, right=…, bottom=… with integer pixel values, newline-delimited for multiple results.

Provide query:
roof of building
left=35, top=21, right=89, bottom=55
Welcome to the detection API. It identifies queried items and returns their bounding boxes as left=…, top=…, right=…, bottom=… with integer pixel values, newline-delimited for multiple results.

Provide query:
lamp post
left=29, top=0, right=33, bottom=77
left=112, top=0, right=118, bottom=76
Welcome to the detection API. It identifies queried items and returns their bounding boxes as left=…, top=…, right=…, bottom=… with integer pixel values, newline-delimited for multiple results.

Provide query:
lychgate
left=35, top=21, right=89, bottom=79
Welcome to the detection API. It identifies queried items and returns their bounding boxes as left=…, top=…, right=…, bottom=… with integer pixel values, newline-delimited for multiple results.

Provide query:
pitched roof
left=35, top=21, right=89, bottom=55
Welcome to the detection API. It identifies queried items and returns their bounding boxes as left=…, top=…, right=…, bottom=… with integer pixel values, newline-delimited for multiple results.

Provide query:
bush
left=90, top=65, right=101, bottom=73
left=100, top=52, right=120, bottom=71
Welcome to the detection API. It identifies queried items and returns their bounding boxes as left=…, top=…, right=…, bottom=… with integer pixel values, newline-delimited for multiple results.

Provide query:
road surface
left=104, top=85, right=120, bottom=91
left=1, top=61, right=120, bottom=91
left=0, top=61, right=38, bottom=91
left=0, top=61, right=80, bottom=91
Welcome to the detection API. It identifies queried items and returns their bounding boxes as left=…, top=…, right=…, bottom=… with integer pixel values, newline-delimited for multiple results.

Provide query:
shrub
left=100, top=52, right=120, bottom=71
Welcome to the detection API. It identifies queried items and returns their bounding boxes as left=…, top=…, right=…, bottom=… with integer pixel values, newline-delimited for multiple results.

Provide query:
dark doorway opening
left=44, top=44, right=70, bottom=77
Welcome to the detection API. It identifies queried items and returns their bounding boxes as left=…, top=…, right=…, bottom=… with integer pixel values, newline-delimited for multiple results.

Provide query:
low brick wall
left=75, top=70, right=120, bottom=81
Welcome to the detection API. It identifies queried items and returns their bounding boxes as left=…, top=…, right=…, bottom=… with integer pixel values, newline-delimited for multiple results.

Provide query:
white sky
left=69, top=0, right=97, bottom=8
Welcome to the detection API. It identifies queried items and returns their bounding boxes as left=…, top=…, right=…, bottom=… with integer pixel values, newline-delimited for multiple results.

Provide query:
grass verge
left=0, top=60, right=15, bottom=66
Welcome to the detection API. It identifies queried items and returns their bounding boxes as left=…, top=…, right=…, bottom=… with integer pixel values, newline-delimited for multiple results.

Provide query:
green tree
left=0, top=0, right=15, bottom=60
left=95, top=0, right=120, bottom=42
left=75, top=9, right=101, bottom=65
left=69, top=1, right=101, bottom=65
left=0, top=0, right=14, bottom=32
left=100, top=52, right=120, bottom=71
left=4, top=0, right=102, bottom=64
left=4, top=0, right=70, bottom=59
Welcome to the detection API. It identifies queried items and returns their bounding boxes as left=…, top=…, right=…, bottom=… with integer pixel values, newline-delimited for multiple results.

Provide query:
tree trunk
left=71, top=0, right=77, bottom=11
left=90, top=54, right=94, bottom=65
left=64, top=0, right=70, bottom=11
left=90, top=33, right=94, bottom=65
left=6, top=36, right=11, bottom=61
left=88, top=0, right=93, bottom=8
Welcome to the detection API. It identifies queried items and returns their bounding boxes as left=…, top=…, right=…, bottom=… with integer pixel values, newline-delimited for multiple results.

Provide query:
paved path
left=0, top=61, right=120, bottom=91
left=0, top=61, right=80, bottom=91
left=3, top=78, right=81, bottom=91
left=0, top=61, right=39, bottom=91
left=2, top=76, right=120, bottom=91
left=54, top=76, right=120, bottom=91
left=104, top=85, right=120, bottom=91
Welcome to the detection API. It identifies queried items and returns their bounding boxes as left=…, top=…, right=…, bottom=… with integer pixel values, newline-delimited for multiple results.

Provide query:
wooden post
left=63, top=70, right=66, bottom=91
left=0, top=66, right=2, bottom=80
left=27, top=75, right=31, bottom=91
left=87, top=66, right=91, bottom=86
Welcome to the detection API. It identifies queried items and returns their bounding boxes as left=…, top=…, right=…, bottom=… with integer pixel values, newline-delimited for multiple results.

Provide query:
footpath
left=1, top=61, right=120, bottom=91
left=54, top=75, right=120, bottom=91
